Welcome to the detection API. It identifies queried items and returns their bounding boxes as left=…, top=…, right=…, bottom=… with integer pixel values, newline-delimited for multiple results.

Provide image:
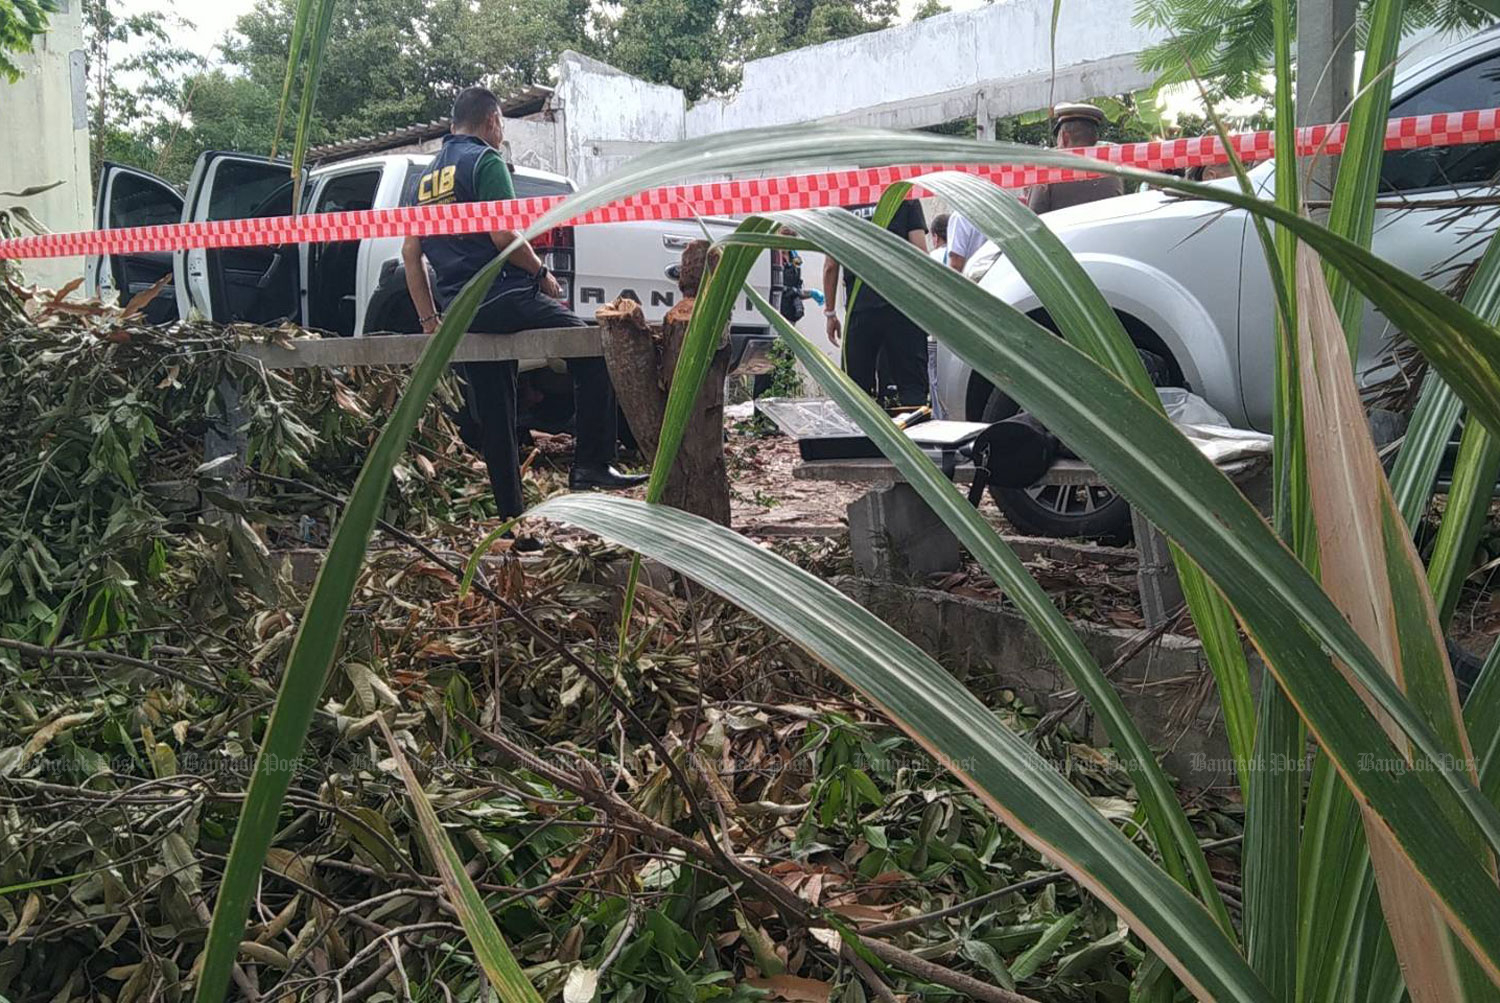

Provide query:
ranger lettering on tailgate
left=578, top=287, right=753, bottom=310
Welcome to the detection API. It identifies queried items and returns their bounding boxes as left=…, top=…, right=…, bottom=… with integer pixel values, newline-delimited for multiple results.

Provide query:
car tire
left=989, top=484, right=1134, bottom=545
left=978, top=387, right=1133, bottom=543
left=979, top=385, right=1020, bottom=424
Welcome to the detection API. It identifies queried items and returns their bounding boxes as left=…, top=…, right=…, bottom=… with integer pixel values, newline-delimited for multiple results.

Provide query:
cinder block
left=847, top=483, right=961, bottom=581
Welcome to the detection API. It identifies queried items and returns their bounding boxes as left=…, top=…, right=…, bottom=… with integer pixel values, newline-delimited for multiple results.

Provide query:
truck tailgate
left=571, top=219, right=772, bottom=326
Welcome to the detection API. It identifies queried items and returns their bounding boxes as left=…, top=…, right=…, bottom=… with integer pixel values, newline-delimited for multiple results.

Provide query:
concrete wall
left=686, top=0, right=1166, bottom=136
left=840, top=578, right=1249, bottom=787
left=0, top=0, right=91, bottom=291
left=502, top=117, right=566, bottom=175
left=553, top=51, right=686, bottom=186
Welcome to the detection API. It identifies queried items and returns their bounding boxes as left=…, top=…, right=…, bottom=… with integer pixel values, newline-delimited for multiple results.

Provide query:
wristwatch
left=534, top=264, right=551, bottom=284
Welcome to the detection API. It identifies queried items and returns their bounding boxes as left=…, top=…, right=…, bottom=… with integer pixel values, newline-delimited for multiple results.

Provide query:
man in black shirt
left=402, top=86, right=645, bottom=527
left=821, top=199, right=930, bottom=406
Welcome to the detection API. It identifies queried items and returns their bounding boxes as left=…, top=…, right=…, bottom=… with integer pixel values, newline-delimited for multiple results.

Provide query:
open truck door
left=85, top=163, right=183, bottom=325
left=176, top=152, right=306, bottom=325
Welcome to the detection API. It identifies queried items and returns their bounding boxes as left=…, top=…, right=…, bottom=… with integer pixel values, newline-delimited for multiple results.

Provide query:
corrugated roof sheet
left=309, top=85, right=553, bottom=162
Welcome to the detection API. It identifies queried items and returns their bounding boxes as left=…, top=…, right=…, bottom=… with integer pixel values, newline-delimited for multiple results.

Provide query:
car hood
left=963, top=182, right=1241, bottom=281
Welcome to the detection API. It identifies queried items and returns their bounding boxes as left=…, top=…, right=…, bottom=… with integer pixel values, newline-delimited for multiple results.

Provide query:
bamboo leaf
left=1009, top=908, right=1080, bottom=981
left=532, top=494, right=1272, bottom=1003
left=378, top=716, right=544, bottom=1002
left=193, top=244, right=517, bottom=1003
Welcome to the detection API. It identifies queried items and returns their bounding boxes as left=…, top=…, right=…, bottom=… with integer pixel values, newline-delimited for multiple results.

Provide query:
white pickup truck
left=86, top=151, right=779, bottom=429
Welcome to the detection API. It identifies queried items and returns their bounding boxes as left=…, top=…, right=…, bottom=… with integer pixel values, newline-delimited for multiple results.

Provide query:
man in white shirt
left=945, top=213, right=989, bottom=276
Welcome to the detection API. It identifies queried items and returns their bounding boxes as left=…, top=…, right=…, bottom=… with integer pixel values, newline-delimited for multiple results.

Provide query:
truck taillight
left=535, top=226, right=576, bottom=308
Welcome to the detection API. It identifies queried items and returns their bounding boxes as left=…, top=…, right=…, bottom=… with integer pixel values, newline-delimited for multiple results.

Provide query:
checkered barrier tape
left=5, top=107, right=1499, bottom=261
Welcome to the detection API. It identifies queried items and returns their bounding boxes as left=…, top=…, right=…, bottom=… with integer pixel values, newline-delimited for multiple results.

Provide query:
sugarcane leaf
left=1295, top=242, right=1485, bottom=1003
left=722, top=206, right=1500, bottom=982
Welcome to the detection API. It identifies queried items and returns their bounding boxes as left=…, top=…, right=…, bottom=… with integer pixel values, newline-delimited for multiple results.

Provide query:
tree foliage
left=1134, top=0, right=1496, bottom=99
left=83, top=0, right=202, bottom=182
left=85, top=0, right=921, bottom=183
left=0, top=0, right=56, bottom=81
left=742, top=0, right=900, bottom=59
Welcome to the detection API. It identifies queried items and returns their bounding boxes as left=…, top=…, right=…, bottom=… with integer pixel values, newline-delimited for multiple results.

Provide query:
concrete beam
left=793, top=456, right=1107, bottom=487
left=235, top=327, right=602, bottom=370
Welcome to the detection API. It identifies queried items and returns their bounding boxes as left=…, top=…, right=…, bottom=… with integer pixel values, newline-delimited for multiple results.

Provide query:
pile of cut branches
left=0, top=528, right=1239, bottom=1003
left=0, top=286, right=486, bottom=647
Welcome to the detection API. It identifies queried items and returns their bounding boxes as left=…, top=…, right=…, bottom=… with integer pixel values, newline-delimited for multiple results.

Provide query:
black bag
left=780, top=261, right=806, bottom=323
left=964, top=348, right=1172, bottom=506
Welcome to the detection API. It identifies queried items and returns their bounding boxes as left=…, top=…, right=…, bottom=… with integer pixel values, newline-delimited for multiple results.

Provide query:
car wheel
left=979, top=385, right=1020, bottom=423
left=989, top=483, right=1134, bottom=544
left=977, top=387, right=1133, bottom=542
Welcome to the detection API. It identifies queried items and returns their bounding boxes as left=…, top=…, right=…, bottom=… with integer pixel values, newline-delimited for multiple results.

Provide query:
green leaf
left=1242, top=678, right=1300, bottom=1001
left=887, top=170, right=1256, bottom=815
left=288, top=0, right=338, bottom=210
left=533, top=493, right=1272, bottom=1003
left=743, top=277, right=1231, bottom=932
left=1323, top=0, right=1407, bottom=349
left=1390, top=374, right=1465, bottom=531
left=1010, top=908, right=1081, bottom=981
left=1419, top=235, right=1500, bottom=625
left=269, top=0, right=315, bottom=159
left=193, top=233, right=519, bottom=1003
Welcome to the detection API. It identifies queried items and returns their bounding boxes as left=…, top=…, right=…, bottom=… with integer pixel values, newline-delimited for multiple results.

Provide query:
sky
left=119, top=0, right=992, bottom=67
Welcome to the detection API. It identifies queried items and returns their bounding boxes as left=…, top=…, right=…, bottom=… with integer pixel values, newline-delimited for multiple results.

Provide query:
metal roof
left=308, top=85, right=554, bottom=163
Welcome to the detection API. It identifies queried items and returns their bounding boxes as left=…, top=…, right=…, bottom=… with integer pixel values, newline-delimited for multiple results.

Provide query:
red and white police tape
left=4, top=107, right=1499, bottom=262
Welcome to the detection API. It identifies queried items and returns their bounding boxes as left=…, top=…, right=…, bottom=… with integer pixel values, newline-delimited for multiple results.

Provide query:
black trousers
left=456, top=286, right=617, bottom=518
left=845, top=305, right=929, bottom=407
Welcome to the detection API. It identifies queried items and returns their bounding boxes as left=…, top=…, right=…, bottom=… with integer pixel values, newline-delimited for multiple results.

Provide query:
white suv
left=939, top=29, right=1500, bottom=540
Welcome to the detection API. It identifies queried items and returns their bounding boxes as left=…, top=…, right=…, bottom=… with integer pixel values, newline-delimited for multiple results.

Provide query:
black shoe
left=499, top=531, right=544, bottom=553
left=569, top=465, right=649, bottom=491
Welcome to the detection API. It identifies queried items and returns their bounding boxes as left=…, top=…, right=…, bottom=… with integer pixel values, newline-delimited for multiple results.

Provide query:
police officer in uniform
left=402, top=87, right=645, bottom=527
left=1026, top=103, right=1126, bottom=215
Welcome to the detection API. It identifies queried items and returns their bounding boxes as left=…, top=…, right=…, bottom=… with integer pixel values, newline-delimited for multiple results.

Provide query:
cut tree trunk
left=596, top=240, right=731, bottom=525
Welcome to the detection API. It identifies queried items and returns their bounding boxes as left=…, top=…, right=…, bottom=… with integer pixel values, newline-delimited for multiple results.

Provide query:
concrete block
left=847, top=483, right=961, bottom=582
left=837, top=577, right=1257, bottom=786
left=1132, top=509, right=1184, bottom=629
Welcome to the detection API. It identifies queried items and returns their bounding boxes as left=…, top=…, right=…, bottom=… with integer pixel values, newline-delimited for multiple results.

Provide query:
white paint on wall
left=553, top=51, right=686, bottom=186
left=0, top=0, right=93, bottom=291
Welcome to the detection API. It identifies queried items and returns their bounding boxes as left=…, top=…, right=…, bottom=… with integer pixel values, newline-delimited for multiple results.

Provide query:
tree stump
left=596, top=240, right=732, bottom=526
